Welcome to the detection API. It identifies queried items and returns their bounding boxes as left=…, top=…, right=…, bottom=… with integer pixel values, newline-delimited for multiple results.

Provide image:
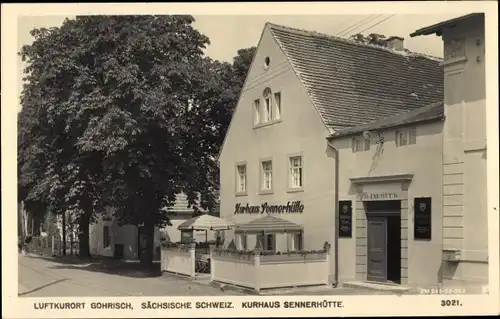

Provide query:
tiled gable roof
left=267, top=23, right=444, bottom=131
left=328, top=101, right=444, bottom=139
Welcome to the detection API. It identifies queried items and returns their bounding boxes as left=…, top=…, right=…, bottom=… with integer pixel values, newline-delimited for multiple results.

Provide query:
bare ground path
left=18, top=254, right=244, bottom=297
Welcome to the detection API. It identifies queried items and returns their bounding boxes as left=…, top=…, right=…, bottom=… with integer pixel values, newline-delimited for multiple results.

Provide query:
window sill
left=259, top=190, right=274, bottom=195
left=235, top=192, right=248, bottom=197
left=253, top=119, right=282, bottom=129
left=287, top=188, right=304, bottom=193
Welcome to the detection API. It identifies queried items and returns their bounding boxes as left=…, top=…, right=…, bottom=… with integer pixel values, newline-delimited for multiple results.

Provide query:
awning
left=235, top=215, right=303, bottom=234
left=177, top=214, right=235, bottom=231
left=410, top=13, right=483, bottom=37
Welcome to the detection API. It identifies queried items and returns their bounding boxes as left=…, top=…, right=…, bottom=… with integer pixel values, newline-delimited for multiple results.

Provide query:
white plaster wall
left=332, top=121, right=444, bottom=286
left=440, top=15, right=488, bottom=286
left=219, top=25, right=336, bottom=279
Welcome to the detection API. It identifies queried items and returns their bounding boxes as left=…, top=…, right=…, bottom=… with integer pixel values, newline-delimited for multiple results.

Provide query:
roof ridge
left=329, top=100, right=444, bottom=138
left=266, top=21, right=443, bottom=62
left=364, top=100, right=444, bottom=125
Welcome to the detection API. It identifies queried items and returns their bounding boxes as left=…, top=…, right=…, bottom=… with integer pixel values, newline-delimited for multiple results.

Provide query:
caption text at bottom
left=33, top=300, right=344, bottom=311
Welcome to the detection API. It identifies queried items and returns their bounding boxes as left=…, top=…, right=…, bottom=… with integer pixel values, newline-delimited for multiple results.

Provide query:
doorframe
left=353, top=189, right=410, bottom=285
left=365, top=211, right=402, bottom=283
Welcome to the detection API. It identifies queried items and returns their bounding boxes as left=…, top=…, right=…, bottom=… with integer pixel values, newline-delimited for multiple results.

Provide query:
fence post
left=325, top=252, right=330, bottom=285
left=189, top=242, right=196, bottom=278
left=51, top=235, right=55, bottom=255
left=254, top=248, right=261, bottom=292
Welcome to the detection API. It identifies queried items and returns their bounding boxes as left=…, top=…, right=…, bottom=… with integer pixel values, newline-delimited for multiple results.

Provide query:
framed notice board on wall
left=414, top=197, right=432, bottom=240
left=338, top=200, right=352, bottom=238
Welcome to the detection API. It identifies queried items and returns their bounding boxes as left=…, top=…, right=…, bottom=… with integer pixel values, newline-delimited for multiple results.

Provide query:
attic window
left=264, top=57, right=271, bottom=68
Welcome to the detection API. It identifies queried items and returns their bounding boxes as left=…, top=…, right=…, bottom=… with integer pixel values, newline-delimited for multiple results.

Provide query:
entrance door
left=367, top=216, right=387, bottom=282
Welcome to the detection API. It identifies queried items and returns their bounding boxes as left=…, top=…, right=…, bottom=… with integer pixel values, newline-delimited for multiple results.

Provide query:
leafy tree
left=42, top=211, right=60, bottom=236
left=19, top=15, right=225, bottom=265
left=19, top=16, right=257, bottom=265
left=232, top=46, right=256, bottom=89
left=172, top=47, right=255, bottom=219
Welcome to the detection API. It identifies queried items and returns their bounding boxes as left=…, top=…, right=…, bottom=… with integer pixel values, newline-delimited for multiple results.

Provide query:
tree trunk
left=18, top=203, right=24, bottom=240
left=78, top=213, right=91, bottom=259
left=32, top=211, right=42, bottom=236
left=140, top=218, right=155, bottom=267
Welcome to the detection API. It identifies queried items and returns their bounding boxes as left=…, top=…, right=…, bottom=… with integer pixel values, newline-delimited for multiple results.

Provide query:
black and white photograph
left=2, top=2, right=499, bottom=318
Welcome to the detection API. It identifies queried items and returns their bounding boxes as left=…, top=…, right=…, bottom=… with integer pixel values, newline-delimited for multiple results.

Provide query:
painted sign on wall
left=338, top=200, right=352, bottom=238
left=359, top=192, right=402, bottom=201
left=414, top=197, right=432, bottom=240
left=234, top=201, right=304, bottom=214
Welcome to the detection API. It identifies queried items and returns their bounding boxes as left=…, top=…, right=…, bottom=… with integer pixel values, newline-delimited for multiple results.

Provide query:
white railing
left=211, top=247, right=330, bottom=292
left=161, top=245, right=196, bottom=278
left=25, top=235, right=63, bottom=256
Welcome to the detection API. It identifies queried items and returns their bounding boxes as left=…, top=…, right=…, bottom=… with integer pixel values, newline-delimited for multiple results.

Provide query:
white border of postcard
left=2, top=1, right=499, bottom=318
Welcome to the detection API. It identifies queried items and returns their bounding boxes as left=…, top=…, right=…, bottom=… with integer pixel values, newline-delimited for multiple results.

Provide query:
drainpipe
left=327, top=139, right=339, bottom=288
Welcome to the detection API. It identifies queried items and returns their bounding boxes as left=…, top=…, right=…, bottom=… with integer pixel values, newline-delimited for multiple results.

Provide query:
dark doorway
left=365, top=200, right=401, bottom=284
left=387, top=215, right=401, bottom=284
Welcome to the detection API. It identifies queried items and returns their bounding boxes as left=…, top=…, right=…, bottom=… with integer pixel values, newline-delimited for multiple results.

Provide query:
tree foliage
left=18, top=15, right=256, bottom=264
left=350, top=33, right=388, bottom=47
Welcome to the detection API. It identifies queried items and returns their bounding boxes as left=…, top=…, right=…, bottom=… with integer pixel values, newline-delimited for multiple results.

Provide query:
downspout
left=326, top=138, right=340, bottom=288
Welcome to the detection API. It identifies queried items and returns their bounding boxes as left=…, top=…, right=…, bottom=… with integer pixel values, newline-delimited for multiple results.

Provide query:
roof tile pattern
left=267, top=23, right=444, bottom=130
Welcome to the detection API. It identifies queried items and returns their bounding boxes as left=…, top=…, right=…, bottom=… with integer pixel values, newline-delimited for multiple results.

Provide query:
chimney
left=386, top=36, right=404, bottom=51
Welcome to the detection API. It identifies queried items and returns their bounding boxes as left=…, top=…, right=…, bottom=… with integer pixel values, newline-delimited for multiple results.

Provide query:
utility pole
left=62, top=211, right=66, bottom=255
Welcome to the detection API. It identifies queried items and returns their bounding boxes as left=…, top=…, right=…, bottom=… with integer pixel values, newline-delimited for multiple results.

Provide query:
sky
left=17, top=14, right=460, bottom=102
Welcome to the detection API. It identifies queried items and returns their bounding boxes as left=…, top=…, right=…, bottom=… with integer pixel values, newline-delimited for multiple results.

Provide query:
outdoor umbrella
left=178, top=214, right=235, bottom=252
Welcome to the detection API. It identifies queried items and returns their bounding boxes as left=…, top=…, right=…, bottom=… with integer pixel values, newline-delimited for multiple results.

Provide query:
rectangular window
left=103, top=225, right=111, bottom=248
left=236, top=164, right=247, bottom=193
left=257, top=234, right=265, bottom=250
left=264, top=96, right=272, bottom=122
left=274, top=92, right=281, bottom=120
left=408, top=129, right=417, bottom=145
left=396, top=129, right=416, bottom=147
left=352, top=137, right=370, bottom=152
left=364, top=138, right=371, bottom=151
left=265, top=234, right=275, bottom=252
left=261, top=160, right=273, bottom=190
left=291, top=233, right=303, bottom=251
left=289, top=156, right=303, bottom=188
left=254, top=99, right=260, bottom=125
left=238, top=234, right=248, bottom=250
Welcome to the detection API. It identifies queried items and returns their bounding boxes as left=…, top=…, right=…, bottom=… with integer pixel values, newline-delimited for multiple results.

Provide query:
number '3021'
left=441, top=299, right=462, bottom=307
